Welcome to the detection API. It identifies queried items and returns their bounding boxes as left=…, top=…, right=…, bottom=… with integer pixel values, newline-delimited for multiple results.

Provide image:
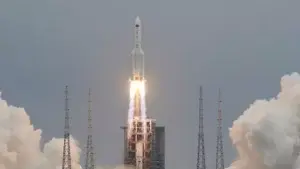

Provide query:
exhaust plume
left=227, top=72, right=300, bottom=169
left=0, top=93, right=81, bottom=169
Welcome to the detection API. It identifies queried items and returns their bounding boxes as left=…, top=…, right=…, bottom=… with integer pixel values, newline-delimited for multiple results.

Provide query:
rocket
left=131, top=16, right=145, bottom=79
left=125, top=17, right=155, bottom=169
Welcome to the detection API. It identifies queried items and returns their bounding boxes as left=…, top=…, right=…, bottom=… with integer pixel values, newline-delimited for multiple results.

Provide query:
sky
left=1, top=0, right=300, bottom=169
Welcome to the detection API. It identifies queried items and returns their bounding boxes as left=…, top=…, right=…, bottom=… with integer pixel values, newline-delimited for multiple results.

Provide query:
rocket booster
left=131, top=16, right=145, bottom=78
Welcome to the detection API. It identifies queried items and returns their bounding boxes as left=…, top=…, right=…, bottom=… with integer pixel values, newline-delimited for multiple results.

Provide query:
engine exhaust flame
left=127, top=78, right=147, bottom=139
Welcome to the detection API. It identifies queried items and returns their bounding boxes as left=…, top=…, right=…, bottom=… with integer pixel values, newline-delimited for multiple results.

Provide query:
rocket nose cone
left=135, top=16, right=141, bottom=25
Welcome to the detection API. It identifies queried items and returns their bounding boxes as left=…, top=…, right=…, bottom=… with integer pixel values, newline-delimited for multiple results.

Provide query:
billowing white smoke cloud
left=0, top=93, right=81, bottom=169
left=227, top=72, right=300, bottom=169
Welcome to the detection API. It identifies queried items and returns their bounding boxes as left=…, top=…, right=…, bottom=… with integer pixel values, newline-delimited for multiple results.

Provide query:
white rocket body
left=131, top=16, right=145, bottom=77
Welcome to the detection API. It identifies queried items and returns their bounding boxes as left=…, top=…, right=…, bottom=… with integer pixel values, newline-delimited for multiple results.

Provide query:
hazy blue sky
left=1, top=0, right=300, bottom=169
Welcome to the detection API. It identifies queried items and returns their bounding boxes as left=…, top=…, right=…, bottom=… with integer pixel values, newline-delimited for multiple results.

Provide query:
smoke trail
left=227, top=72, right=300, bottom=169
left=0, top=93, right=81, bottom=169
left=140, top=80, right=146, bottom=120
left=141, top=94, right=146, bottom=120
left=127, top=96, right=134, bottom=139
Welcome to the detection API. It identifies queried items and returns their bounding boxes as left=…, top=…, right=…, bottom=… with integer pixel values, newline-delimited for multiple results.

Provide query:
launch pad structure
left=122, top=16, right=165, bottom=169
left=121, top=124, right=165, bottom=169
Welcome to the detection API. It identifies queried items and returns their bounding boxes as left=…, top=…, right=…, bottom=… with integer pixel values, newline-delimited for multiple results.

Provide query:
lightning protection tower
left=85, top=88, right=95, bottom=169
left=215, top=89, right=224, bottom=169
left=197, top=86, right=206, bottom=169
left=62, top=85, right=72, bottom=169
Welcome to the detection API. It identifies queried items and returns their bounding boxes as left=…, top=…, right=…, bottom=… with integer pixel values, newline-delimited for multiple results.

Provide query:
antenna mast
left=62, top=85, right=72, bottom=169
left=85, top=88, right=95, bottom=169
left=197, top=86, right=206, bottom=169
left=216, top=89, right=224, bottom=169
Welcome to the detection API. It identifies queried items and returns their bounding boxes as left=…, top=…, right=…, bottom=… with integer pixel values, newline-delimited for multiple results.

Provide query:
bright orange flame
left=130, top=80, right=146, bottom=98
